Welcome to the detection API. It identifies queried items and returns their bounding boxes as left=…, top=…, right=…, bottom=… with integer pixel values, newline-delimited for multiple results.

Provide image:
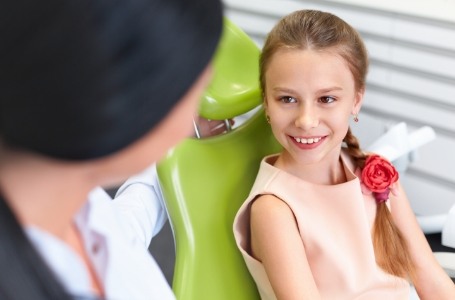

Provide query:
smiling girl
left=234, top=9, right=455, bottom=300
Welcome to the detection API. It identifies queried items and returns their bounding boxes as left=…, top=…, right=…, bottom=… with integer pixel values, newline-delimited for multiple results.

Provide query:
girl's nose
left=294, top=105, right=319, bottom=130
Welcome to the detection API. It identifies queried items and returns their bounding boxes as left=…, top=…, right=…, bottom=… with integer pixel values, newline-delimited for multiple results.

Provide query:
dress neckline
left=263, top=149, right=359, bottom=187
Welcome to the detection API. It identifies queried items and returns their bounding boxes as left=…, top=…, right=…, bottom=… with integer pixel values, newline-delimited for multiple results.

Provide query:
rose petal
left=361, top=155, right=399, bottom=194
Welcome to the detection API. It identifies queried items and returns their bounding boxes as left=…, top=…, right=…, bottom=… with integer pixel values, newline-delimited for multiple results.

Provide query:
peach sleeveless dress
left=233, top=151, right=410, bottom=299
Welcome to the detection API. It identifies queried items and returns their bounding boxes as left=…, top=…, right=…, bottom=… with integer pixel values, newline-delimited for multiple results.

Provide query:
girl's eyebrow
left=272, top=86, right=343, bottom=94
left=271, top=87, right=297, bottom=94
left=316, top=86, right=343, bottom=94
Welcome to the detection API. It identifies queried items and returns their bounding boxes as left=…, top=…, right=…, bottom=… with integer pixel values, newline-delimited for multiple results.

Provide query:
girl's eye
left=320, top=96, right=336, bottom=104
left=280, top=96, right=297, bottom=104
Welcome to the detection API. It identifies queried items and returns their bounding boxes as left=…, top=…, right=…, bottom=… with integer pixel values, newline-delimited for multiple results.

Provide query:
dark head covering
left=0, top=0, right=223, bottom=160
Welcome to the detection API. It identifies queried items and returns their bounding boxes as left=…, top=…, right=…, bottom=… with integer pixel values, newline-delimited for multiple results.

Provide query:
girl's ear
left=352, top=88, right=365, bottom=115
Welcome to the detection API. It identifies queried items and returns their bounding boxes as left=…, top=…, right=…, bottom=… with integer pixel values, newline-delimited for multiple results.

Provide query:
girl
left=234, top=9, right=455, bottom=299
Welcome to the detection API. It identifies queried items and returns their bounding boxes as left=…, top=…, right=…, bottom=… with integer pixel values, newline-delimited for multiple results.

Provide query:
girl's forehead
left=265, top=49, right=354, bottom=87
left=269, top=47, right=346, bottom=65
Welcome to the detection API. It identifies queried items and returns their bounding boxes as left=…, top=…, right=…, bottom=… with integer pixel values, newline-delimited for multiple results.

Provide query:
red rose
left=361, top=155, right=399, bottom=203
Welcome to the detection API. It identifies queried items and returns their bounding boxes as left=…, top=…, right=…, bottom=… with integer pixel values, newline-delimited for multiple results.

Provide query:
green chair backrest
left=157, top=112, right=281, bottom=299
left=198, top=18, right=262, bottom=120
left=157, top=19, right=281, bottom=300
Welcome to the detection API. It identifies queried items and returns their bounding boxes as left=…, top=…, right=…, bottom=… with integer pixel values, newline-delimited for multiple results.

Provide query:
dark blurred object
left=426, top=233, right=455, bottom=253
left=0, top=0, right=222, bottom=160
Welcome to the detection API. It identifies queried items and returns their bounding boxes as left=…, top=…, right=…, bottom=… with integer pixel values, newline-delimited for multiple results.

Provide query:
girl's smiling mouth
left=290, top=135, right=326, bottom=148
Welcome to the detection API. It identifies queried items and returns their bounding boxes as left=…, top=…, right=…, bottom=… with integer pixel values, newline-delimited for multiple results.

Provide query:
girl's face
left=264, top=49, right=363, bottom=167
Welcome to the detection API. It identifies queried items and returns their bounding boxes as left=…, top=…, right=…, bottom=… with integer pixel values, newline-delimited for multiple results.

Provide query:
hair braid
left=373, top=205, right=416, bottom=281
left=344, top=128, right=415, bottom=281
left=343, top=127, right=367, bottom=169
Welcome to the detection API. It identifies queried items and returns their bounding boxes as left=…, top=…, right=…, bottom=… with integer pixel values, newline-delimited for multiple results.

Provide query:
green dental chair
left=156, top=19, right=281, bottom=299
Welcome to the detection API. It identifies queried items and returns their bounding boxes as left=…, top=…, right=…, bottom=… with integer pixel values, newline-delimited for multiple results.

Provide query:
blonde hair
left=260, top=10, right=415, bottom=280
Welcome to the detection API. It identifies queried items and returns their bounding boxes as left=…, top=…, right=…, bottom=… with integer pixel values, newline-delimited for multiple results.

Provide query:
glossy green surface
left=198, top=18, right=262, bottom=120
left=157, top=18, right=281, bottom=300
left=157, top=111, right=281, bottom=300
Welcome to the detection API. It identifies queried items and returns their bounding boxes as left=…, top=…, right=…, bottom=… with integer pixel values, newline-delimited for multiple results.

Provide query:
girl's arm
left=250, top=195, right=321, bottom=300
left=390, top=181, right=455, bottom=299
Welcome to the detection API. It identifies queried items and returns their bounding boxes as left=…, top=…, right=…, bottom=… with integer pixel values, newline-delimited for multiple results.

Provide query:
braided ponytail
left=344, top=128, right=415, bottom=280
left=343, top=128, right=367, bottom=169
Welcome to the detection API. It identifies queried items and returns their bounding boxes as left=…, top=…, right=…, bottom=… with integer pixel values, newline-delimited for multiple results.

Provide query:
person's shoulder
left=249, top=195, right=299, bottom=245
left=251, top=194, right=294, bottom=219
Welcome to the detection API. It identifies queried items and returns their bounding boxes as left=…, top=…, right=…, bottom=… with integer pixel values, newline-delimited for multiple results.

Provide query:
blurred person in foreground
left=0, top=0, right=222, bottom=299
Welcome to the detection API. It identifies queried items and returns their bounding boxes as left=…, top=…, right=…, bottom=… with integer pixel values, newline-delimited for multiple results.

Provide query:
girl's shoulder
left=251, top=194, right=292, bottom=214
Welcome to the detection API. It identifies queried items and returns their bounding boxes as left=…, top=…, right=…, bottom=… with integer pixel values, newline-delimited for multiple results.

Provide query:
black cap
left=0, top=0, right=223, bottom=160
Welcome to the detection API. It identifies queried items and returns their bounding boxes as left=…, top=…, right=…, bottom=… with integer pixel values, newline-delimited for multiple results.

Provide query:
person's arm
left=250, top=195, right=322, bottom=299
left=112, top=164, right=168, bottom=248
left=111, top=117, right=235, bottom=248
left=390, top=181, right=455, bottom=299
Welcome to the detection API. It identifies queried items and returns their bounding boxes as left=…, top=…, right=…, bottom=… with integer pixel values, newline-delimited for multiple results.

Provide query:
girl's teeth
left=294, top=137, right=321, bottom=144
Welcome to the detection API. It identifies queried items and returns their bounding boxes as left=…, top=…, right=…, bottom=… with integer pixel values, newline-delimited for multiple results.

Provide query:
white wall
left=223, top=0, right=455, bottom=219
